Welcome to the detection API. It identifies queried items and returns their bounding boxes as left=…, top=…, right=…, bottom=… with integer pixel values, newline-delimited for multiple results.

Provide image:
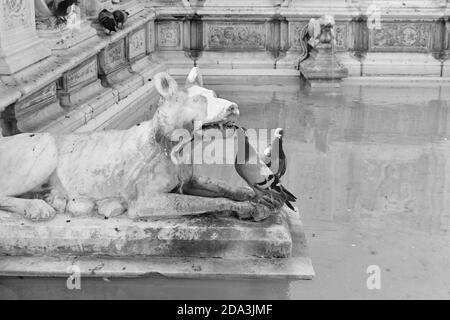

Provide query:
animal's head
left=307, top=15, right=336, bottom=47
left=153, top=67, right=240, bottom=164
left=154, top=67, right=239, bottom=139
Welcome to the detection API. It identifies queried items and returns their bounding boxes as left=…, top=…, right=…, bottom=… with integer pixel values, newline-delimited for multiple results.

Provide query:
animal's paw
left=44, top=190, right=67, bottom=214
left=250, top=202, right=273, bottom=222
left=66, top=198, right=95, bottom=217
left=254, top=194, right=283, bottom=210
left=232, top=186, right=256, bottom=202
left=23, top=199, right=56, bottom=222
left=97, top=199, right=126, bottom=218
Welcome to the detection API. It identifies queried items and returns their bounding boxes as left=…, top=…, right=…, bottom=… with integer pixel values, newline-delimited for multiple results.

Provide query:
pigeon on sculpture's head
left=262, top=128, right=286, bottom=179
left=113, top=10, right=129, bottom=29
left=235, top=128, right=296, bottom=211
left=98, top=9, right=117, bottom=35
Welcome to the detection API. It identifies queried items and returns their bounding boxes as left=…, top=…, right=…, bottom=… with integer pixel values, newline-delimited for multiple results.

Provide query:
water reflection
left=0, top=277, right=290, bottom=300
left=205, top=80, right=450, bottom=234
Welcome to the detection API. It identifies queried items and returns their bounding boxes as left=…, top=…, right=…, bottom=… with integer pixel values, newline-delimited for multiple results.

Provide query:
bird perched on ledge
left=262, top=128, right=287, bottom=179
left=113, top=10, right=130, bottom=29
left=235, top=128, right=296, bottom=211
left=98, top=9, right=118, bottom=35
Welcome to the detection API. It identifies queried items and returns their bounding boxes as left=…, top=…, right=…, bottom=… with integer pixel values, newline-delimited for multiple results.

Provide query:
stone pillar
left=80, top=0, right=113, bottom=19
left=0, top=0, right=51, bottom=75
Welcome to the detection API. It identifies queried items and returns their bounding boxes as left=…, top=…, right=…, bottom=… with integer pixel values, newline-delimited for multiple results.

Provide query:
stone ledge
left=0, top=210, right=313, bottom=279
left=0, top=8, right=156, bottom=112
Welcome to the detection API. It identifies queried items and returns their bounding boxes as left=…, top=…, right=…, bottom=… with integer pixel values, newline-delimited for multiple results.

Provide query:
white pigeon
left=262, top=128, right=287, bottom=179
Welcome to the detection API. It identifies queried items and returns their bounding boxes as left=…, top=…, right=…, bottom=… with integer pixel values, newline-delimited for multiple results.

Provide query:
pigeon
left=262, top=128, right=287, bottom=179
left=113, top=10, right=129, bottom=29
left=53, top=0, right=79, bottom=22
left=235, top=128, right=296, bottom=211
left=98, top=9, right=117, bottom=35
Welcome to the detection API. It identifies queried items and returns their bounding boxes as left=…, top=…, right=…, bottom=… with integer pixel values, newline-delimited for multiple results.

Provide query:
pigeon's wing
left=276, top=157, right=287, bottom=179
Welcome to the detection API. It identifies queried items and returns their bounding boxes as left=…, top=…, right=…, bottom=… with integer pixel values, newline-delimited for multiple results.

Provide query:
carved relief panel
left=157, top=21, right=182, bottom=50
left=369, top=23, right=432, bottom=52
left=204, top=22, right=267, bottom=51
left=128, top=27, right=146, bottom=61
left=1, top=0, right=31, bottom=31
left=288, top=21, right=307, bottom=52
left=99, top=39, right=127, bottom=75
left=60, top=56, right=98, bottom=92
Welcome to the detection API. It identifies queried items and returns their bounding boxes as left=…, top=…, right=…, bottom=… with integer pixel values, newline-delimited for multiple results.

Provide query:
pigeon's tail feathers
left=280, top=184, right=296, bottom=202
left=285, top=200, right=295, bottom=211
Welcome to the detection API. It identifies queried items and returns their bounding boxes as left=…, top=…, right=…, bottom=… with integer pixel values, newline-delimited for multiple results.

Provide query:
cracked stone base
left=0, top=209, right=314, bottom=279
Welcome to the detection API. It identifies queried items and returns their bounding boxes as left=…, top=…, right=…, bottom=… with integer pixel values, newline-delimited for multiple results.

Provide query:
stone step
left=0, top=211, right=292, bottom=259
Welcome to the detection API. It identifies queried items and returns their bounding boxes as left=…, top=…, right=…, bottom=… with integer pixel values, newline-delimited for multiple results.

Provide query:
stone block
left=14, top=82, right=66, bottom=132
left=362, top=53, right=442, bottom=76
left=0, top=211, right=292, bottom=259
left=99, top=39, right=145, bottom=100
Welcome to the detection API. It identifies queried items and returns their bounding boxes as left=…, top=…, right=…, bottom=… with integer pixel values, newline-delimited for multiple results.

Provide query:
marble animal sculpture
left=0, top=68, right=281, bottom=222
left=295, top=15, right=336, bottom=69
left=235, top=128, right=296, bottom=211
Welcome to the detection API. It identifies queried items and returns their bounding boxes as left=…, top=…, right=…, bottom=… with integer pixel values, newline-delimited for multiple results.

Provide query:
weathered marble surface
left=0, top=0, right=51, bottom=75
left=0, top=209, right=313, bottom=279
left=0, top=211, right=291, bottom=258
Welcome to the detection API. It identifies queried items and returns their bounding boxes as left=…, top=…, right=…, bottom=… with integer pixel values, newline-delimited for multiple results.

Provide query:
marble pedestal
left=0, top=209, right=314, bottom=279
left=300, top=44, right=349, bottom=87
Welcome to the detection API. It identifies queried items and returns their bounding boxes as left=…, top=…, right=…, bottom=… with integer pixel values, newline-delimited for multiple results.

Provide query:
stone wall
left=1, top=0, right=450, bottom=136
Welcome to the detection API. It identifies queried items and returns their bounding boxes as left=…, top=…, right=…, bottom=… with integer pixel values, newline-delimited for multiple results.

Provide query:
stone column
left=0, top=0, right=51, bottom=75
left=80, top=0, right=113, bottom=19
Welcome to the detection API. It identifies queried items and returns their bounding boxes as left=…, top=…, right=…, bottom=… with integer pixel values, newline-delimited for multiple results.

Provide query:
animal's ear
left=185, top=67, right=203, bottom=88
left=125, top=11, right=130, bottom=16
left=154, top=72, right=178, bottom=98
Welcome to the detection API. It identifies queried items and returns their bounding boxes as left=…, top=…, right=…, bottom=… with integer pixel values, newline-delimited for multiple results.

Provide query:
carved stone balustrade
left=1, top=0, right=450, bottom=136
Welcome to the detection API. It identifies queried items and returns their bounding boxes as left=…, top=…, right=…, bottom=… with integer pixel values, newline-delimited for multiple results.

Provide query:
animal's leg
left=44, top=189, right=68, bottom=214
left=97, top=198, right=127, bottom=218
left=66, top=198, right=95, bottom=217
left=184, top=175, right=256, bottom=202
left=185, top=175, right=282, bottom=209
left=0, top=197, right=56, bottom=221
left=128, top=193, right=272, bottom=221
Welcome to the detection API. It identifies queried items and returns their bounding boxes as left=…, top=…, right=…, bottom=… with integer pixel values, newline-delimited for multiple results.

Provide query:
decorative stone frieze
left=204, top=22, right=267, bottom=51
left=369, top=22, right=433, bottom=52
